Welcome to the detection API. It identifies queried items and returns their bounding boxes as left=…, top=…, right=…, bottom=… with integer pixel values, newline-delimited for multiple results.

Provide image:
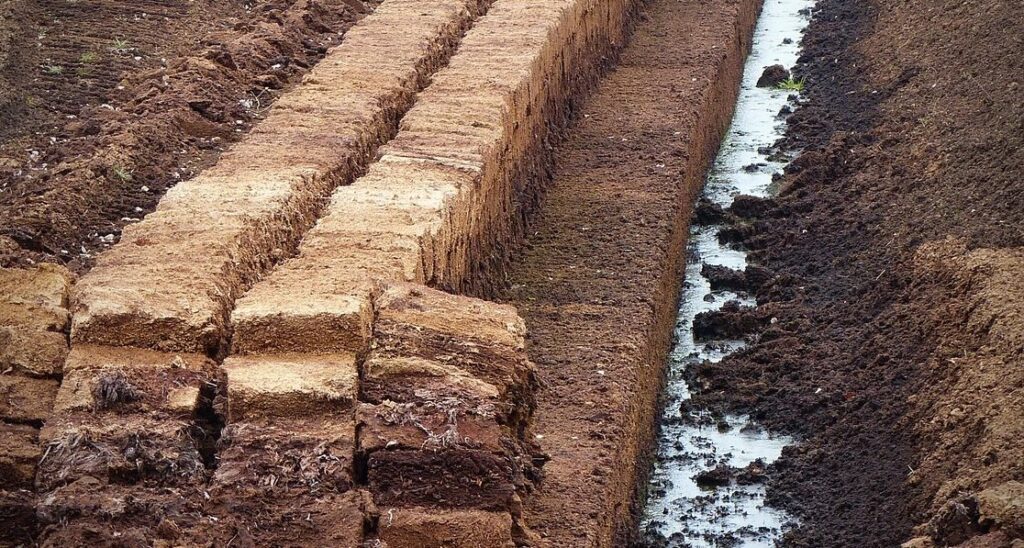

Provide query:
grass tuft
left=111, top=38, right=131, bottom=54
left=111, top=164, right=133, bottom=182
left=775, top=76, right=805, bottom=92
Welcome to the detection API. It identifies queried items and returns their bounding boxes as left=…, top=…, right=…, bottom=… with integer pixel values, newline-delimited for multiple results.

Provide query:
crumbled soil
left=0, top=0, right=379, bottom=272
left=689, top=0, right=1024, bottom=545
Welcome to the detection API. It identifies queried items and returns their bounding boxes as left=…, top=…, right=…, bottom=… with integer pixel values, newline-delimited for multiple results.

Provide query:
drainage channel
left=640, top=0, right=813, bottom=546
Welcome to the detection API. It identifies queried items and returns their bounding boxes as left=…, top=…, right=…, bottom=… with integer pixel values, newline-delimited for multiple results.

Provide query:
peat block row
left=32, top=283, right=539, bottom=546
left=70, top=0, right=493, bottom=356
left=223, top=282, right=541, bottom=546
left=230, top=0, right=634, bottom=356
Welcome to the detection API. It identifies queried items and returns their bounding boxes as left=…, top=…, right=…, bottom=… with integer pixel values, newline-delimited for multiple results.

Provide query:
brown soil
left=499, top=0, right=761, bottom=545
left=689, top=0, right=1024, bottom=545
left=0, top=0, right=378, bottom=271
left=4, top=0, right=1019, bottom=543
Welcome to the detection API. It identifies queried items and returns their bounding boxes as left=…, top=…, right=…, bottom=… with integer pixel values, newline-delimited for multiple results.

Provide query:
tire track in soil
left=0, top=0, right=380, bottom=271
left=498, top=0, right=762, bottom=545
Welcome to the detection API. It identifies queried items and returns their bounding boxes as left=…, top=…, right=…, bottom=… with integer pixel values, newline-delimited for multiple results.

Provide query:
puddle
left=639, top=0, right=813, bottom=546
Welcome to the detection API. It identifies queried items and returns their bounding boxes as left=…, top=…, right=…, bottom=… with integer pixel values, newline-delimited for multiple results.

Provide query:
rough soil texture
left=688, top=0, right=1024, bottom=546
left=499, top=0, right=761, bottom=545
left=0, top=0, right=379, bottom=271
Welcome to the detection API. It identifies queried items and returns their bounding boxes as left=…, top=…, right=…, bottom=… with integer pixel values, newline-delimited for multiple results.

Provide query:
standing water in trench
left=640, top=0, right=813, bottom=545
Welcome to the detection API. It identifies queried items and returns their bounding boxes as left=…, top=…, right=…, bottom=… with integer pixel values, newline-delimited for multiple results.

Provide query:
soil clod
left=756, top=64, right=790, bottom=87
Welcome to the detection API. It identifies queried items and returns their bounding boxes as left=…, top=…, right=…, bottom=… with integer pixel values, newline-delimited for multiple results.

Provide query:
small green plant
left=111, top=165, right=133, bottom=182
left=43, top=64, right=64, bottom=75
left=775, top=77, right=805, bottom=92
left=79, top=51, right=99, bottom=64
left=111, top=38, right=130, bottom=54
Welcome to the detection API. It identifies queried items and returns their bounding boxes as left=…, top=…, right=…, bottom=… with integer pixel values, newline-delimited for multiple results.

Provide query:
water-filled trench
left=640, top=0, right=813, bottom=545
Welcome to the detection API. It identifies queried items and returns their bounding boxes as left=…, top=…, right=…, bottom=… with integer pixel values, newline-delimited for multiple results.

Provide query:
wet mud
left=689, top=0, right=1024, bottom=545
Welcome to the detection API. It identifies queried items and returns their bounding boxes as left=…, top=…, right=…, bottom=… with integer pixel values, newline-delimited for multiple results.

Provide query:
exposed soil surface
left=499, top=0, right=760, bottom=544
left=689, top=0, right=1024, bottom=545
left=0, top=0, right=378, bottom=271
left=3, top=0, right=1022, bottom=544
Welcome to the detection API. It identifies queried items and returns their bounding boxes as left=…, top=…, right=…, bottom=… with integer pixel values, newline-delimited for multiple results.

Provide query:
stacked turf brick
left=0, top=265, right=71, bottom=543
left=360, top=284, right=540, bottom=546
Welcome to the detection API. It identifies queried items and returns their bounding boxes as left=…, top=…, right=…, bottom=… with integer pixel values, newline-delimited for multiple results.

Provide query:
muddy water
left=640, top=0, right=813, bottom=545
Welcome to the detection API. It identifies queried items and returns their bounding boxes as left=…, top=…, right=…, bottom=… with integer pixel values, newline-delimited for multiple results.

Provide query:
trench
left=639, top=0, right=812, bottom=545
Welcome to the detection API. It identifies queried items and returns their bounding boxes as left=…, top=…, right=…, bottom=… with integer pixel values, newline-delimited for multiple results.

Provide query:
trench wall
left=499, top=0, right=765, bottom=544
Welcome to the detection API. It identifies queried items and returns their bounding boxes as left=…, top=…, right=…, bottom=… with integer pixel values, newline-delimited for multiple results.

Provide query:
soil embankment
left=500, top=0, right=762, bottom=544
left=689, top=0, right=1024, bottom=545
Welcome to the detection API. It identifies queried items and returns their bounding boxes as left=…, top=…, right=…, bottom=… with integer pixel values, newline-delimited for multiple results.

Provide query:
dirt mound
left=690, top=0, right=1024, bottom=545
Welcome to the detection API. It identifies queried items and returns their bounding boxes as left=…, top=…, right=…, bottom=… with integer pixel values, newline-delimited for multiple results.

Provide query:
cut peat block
left=36, top=480, right=372, bottom=546
left=37, top=345, right=220, bottom=490
left=376, top=506, right=516, bottom=548
left=0, top=375, right=59, bottom=424
left=213, top=419, right=356, bottom=493
left=372, top=283, right=535, bottom=407
left=36, top=415, right=210, bottom=491
left=366, top=448, right=520, bottom=511
left=215, top=353, right=360, bottom=493
left=0, top=423, right=41, bottom=489
left=0, top=328, right=68, bottom=378
left=0, top=488, right=37, bottom=545
left=231, top=270, right=379, bottom=356
left=0, top=264, right=73, bottom=378
left=359, top=283, right=540, bottom=514
left=54, top=345, right=216, bottom=417
left=0, top=264, right=72, bottom=332
left=209, top=489, right=373, bottom=547
left=222, top=352, right=359, bottom=421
